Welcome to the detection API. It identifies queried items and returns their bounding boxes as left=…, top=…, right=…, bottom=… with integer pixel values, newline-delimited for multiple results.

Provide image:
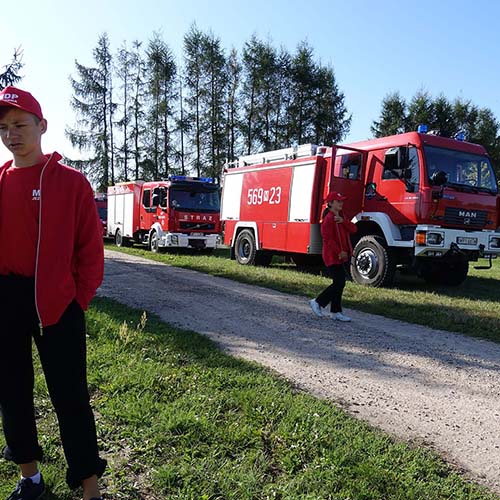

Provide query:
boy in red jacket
left=0, top=87, right=105, bottom=500
left=309, top=191, right=357, bottom=322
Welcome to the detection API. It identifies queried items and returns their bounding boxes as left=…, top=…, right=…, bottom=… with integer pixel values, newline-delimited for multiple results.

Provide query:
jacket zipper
left=34, top=154, right=53, bottom=334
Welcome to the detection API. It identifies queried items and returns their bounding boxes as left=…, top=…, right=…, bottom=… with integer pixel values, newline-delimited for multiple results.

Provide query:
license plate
left=457, top=236, right=477, bottom=245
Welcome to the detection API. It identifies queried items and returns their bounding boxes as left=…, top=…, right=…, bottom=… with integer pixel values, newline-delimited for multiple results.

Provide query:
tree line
left=66, top=27, right=351, bottom=190
left=1, top=43, right=499, bottom=188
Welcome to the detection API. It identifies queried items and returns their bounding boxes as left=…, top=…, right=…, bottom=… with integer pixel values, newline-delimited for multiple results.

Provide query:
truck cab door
left=327, top=146, right=366, bottom=220
left=157, top=186, right=168, bottom=230
left=140, top=187, right=156, bottom=230
left=368, top=146, right=421, bottom=225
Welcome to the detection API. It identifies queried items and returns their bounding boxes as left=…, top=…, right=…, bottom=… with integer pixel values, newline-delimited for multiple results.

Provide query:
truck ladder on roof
left=229, top=144, right=320, bottom=168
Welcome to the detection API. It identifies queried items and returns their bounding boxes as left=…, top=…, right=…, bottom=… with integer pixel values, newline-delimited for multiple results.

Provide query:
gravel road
left=99, top=249, right=500, bottom=494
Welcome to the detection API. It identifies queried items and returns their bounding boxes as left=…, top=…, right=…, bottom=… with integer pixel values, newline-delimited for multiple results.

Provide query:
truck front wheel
left=149, top=230, right=161, bottom=253
left=234, top=229, right=257, bottom=265
left=350, top=235, right=396, bottom=287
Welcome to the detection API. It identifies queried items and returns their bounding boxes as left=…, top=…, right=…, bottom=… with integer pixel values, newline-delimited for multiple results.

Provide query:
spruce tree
left=0, top=47, right=23, bottom=89
left=66, top=33, right=116, bottom=190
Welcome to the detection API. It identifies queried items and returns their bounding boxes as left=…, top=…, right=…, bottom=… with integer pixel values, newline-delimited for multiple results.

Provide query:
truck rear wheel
left=350, top=235, right=396, bottom=287
left=115, top=228, right=132, bottom=247
left=234, top=229, right=257, bottom=265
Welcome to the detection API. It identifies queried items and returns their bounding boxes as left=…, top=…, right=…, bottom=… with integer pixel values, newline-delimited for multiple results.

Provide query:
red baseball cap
left=325, top=191, right=347, bottom=203
left=0, top=86, right=44, bottom=120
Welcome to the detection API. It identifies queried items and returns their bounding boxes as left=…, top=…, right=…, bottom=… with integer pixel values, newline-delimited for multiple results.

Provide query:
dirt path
left=99, top=249, right=500, bottom=494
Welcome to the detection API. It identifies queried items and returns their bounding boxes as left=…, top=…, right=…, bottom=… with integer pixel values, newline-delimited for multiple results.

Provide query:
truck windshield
left=170, top=188, right=220, bottom=212
left=424, top=145, right=498, bottom=194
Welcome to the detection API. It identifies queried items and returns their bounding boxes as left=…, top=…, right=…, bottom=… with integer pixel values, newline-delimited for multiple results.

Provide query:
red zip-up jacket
left=0, top=152, right=104, bottom=327
left=321, top=210, right=357, bottom=267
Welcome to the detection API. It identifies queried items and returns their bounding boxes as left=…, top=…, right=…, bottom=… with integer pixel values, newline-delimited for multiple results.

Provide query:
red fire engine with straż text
left=221, top=127, right=500, bottom=286
left=107, top=176, right=221, bottom=252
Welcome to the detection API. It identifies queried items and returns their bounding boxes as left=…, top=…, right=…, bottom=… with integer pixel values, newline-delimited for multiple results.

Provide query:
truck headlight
left=426, top=232, right=444, bottom=245
left=489, top=236, right=500, bottom=249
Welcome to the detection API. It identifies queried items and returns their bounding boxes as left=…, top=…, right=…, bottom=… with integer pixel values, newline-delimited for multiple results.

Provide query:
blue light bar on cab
left=417, top=124, right=428, bottom=133
left=170, top=175, right=215, bottom=183
left=454, top=132, right=465, bottom=141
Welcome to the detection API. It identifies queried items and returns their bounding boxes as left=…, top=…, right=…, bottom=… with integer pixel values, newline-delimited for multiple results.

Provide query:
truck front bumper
left=160, top=232, right=219, bottom=249
left=414, top=225, right=500, bottom=258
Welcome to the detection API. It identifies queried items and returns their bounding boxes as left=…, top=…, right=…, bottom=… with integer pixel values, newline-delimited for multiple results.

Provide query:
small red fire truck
left=95, top=193, right=107, bottom=237
left=107, top=176, right=220, bottom=251
left=221, top=130, right=500, bottom=286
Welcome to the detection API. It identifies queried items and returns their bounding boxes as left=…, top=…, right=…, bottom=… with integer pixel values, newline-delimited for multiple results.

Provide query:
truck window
left=340, top=153, right=362, bottom=180
left=170, top=188, right=220, bottom=212
left=424, top=146, right=498, bottom=193
left=159, top=187, right=167, bottom=208
left=142, top=189, right=151, bottom=208
left=406, top=147, right=420, bottom=191
left=382, top=153, right=403, bottom=179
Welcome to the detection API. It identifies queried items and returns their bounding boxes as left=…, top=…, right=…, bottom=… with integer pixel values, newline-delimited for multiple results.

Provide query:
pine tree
left=130, top=40, right=147, bottom=180
left=201, top=31, right=227, bottom=179
left=287, top=41, right=317, bottom=144
left=311, top=65, right=351, bottom=145
left=0, top=47, right=23, bottom=89
left=146, top=33, right=177, bottom=179
left=272, top=48, right=292, bottom=148
left=407, top=90, right=435, bottom=131
left=371, top=92, right=407, bottom=137
left=66, top=33, right=116, bottom=190
left=115, top=41, right=133, bottom=181
left=225, top=47, right=241, bottom=163
left=183, top=24, right=206, bottom=176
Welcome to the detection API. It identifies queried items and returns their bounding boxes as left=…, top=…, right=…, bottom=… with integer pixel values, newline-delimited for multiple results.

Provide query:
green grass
left=1, top=298, right=497, bottom=499
left=105, top=243, right=500, bottom=343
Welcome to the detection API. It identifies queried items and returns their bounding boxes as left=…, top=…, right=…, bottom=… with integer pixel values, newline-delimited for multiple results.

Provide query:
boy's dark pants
left=0, top=275, right=106, bottom=489
left=315, top=264, right=347, bottom=313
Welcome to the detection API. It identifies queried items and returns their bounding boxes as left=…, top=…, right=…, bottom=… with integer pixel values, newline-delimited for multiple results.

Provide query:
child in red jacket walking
left=309, top=191, right=357, bottom=321
left=0, top=87, right=105, bottom=500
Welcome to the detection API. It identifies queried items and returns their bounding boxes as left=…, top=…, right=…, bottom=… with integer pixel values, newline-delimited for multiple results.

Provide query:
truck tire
left=234, top=229, right=257, bottom=265
left=115, top=229, right=124, bottom=247
left=149, top=230, right=161, bottom=253
left=350, top=235, right=396, bottom=287
left=115, top=228, right=133, bottom=247
left=422, top=259, right=468, bottom=286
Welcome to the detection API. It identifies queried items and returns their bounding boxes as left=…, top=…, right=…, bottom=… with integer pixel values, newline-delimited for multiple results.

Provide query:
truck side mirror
left=430, top=170, right=448, bottom=186
left=151, top=193, right=159, bottom=207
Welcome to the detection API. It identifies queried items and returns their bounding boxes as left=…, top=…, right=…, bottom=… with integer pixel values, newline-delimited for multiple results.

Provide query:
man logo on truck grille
left=32, top=189, right=41, bottom=201
left=458, top=210, right=477, bottom=218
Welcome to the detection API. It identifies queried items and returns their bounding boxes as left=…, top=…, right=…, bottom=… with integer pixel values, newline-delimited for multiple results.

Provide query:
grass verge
left=0, top=297, right=497, bottom=499
left=105, top=244, right=500, bottom=343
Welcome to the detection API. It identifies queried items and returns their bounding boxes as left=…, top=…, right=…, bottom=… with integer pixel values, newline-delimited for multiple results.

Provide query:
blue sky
left=1, top=0, right=498, bottom=165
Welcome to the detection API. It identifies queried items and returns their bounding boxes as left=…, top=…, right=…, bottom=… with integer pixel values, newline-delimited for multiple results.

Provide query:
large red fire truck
left=221, top=130, right=500, bottom=286
left=107, top=176, right=220, bottom=251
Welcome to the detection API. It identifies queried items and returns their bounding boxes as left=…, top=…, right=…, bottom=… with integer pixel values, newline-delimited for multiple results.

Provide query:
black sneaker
left=6, top=476, right=45, bottom=500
